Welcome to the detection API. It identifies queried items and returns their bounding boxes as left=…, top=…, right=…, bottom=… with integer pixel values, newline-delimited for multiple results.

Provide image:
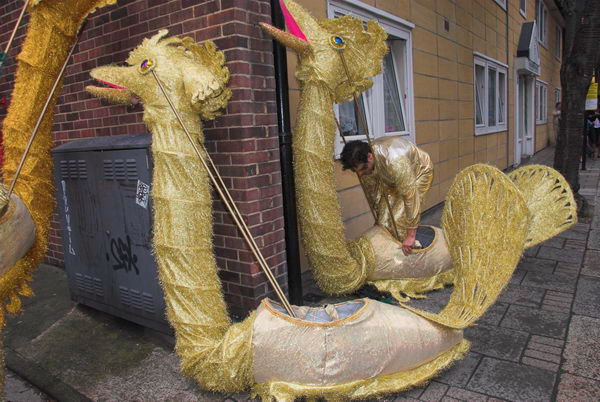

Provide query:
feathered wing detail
left=403, top=165, right=530, bottom=329
left=508, top=164, right=577, bottom=248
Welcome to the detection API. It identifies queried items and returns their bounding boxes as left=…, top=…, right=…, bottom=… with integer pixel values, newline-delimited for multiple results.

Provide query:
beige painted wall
left=284, top=0, right=563, bottom=271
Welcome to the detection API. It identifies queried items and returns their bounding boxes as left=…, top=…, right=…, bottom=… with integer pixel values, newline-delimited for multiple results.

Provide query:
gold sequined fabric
left=0, top=192, right=35, bottom=276
left=362, top=136, right=433, bottom=239
left=87, top=31, right=254, bottom=392
left=252, top=298, right=463, bottom=386
left=0, top=0, right=116, bottom=324
left=252, top=339, right=470, bottom=401
left=508, top=165, right=577, bottom=248
left=365, top=225, right=451, bottom=280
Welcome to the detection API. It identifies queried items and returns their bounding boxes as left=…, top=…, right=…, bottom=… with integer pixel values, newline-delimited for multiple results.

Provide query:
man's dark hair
left=340, top=140, right=372, bottom=170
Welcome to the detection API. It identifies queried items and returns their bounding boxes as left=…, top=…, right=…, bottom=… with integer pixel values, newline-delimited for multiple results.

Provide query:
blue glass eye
left=139, top=59, right=155, bottom=74
left=330, top=36, right=346, bottom=49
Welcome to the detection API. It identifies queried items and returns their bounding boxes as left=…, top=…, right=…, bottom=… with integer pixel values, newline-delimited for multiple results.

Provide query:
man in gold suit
left=340, top=136, right=433, bottom=256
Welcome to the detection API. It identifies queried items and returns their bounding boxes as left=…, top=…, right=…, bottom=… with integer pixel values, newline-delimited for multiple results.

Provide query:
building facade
left=0, top=0, right=564, bottom=316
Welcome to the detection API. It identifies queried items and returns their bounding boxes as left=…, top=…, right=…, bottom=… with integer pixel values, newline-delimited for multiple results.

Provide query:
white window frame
left=554, top=25, right=562, bottom=59
left=474, top=53, right=508, bottom=136
left=520, top=0, right=526, bottom=18
left=329, top=0, right=416, bottom=157
left=537, top=0, right=548, bottom=47
left=536, top=80, right=548, bottom=124
left=494, top=0, right=507, bottom=10
left=555, top=87, right=561, bottom=105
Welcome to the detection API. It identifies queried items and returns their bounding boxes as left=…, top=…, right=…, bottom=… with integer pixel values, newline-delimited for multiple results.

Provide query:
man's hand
left=402, top=228, right=417, bottom=256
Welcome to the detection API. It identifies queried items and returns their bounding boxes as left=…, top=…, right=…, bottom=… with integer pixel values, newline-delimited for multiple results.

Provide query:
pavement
left=5, top=147, right=600, bottom=401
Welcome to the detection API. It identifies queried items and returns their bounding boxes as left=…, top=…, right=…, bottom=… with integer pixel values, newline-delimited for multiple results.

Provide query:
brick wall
left=0, top=0, right=286, bottom=317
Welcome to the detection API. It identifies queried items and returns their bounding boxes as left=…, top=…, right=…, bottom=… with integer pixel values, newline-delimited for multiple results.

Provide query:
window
left=536, top=0, right=548, bottom=46
left=494, top=0, right=507, bottom=10
left=520, top=0, right=526, bottom=17
left=555, top=87, right=561, bottom=106
left=330, top=1, right=415, bottom=155
left=474, top=54, right=507, bottom=135
left=555, top=26, right=562, bottom=59
left=536, top=80, right=548, bottom=123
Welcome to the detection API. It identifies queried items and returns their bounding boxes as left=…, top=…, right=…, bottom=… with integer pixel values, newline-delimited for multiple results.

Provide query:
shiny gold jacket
left=361, top=136, right=433, bottom=240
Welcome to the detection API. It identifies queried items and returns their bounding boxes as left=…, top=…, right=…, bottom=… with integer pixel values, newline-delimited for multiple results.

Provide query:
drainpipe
left=506, top=0, right=510, bottom=168
left=269, top=0, right=303, bottom=305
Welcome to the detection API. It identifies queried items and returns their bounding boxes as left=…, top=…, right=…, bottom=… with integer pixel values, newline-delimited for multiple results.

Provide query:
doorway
left=515, top=74, right=535, bottom=164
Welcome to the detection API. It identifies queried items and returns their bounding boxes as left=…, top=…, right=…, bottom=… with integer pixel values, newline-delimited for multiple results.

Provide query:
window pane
left=520, top=0, right=525, bottom=12
left=488, top=68, right=496, bottom=126
left=475, top=64, right=485, bottom=125
left=382, top=50, right=406, bottom=133
left=498, top=72, right=506, bottom=123
left=339, top=96, right=367, bottom=137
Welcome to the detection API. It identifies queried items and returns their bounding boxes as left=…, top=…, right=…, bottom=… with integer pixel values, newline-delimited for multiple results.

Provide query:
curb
left=6, top=348, right=91, bottom=402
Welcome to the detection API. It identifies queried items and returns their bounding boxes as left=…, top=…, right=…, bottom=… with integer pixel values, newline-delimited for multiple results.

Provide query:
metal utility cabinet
left=53, top=133, right=170, bottom=333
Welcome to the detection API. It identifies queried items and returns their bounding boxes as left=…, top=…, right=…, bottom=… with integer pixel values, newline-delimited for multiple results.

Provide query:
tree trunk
left=554, top=0, right=600, bottom=195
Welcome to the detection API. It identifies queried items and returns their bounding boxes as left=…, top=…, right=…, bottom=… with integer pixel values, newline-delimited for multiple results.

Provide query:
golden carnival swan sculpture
left=258, top=0, right=577, bottom=301
left=83, top=20, right=575, bottom=402
left=0, top=0, right=577, bottom=400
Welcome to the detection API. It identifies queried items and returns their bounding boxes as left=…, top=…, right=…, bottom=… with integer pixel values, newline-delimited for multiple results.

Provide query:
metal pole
left=149, top=69, right=296, bottom=317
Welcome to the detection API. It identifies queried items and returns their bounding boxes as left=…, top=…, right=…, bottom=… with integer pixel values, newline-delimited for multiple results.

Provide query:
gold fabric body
left=252, top=298, right=463, bottom=385
left=365, top=225, right=451, bottom=280
left=0, top=0, right=115, bottom=322
left=0, top=193, right=36, bottom=275
left=252, top=339, right=470, bottom=401
left=362, top=136, right=433, bottom=240
left=87, top=32, right=254, bottom=392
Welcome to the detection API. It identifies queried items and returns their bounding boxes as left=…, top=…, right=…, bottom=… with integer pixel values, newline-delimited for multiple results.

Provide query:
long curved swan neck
left=0, top=0, right=115, bottom=320
left=149, top=117, right=229, bottom=336
left=293, top=82, right=371, bottom=294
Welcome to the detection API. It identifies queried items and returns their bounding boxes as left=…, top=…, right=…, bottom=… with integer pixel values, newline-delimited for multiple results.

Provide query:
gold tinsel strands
left=0, top=0, right=116, bottom=325
left=403, top=164, right=530, bottom=329
left=87, top=31, right=254, bottom=391
left=508, top=164, right=577, bottom=248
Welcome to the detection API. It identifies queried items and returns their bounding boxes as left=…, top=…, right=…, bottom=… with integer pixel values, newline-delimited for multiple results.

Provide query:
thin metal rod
left=150, top=70, right=296, bottom=317
left=333, top=116, right=378, bottom=223
left=337, top=50, right=402, bottom=241
left=6, top=31, right=80, bottom=199
left=1, top=1, right=28, bottom=69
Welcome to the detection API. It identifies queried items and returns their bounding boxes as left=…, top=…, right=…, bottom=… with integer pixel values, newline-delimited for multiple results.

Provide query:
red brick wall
left=0, top=0, right=287, bottom=317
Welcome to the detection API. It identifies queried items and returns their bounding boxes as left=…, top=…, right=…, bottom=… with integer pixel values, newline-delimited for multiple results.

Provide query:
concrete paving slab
left=521, top=270, right=577, bottom=292
left=536, top=246, right=585, bottom=265
left=556, top=373, right=600, bottom=402
left=556, top=229, right=588, bottom=241
left=4, top=265, right=75, bottom=350
left=500, top=305, right=570, bottom=338
left=588, top=229, right=600, bottom=250
left=434, top=352, right=481, bottom=388
left=540, top=236, right=565, bottom=249
left=582, top=250, right=600, bottom=277
left=572, top=275, right=600, bottom=318
left=464, top=325, right=528, bottom=361
left=516, top=257, right=556, bottom=273
left=467, top=357, right=555, bottom=401
left=477, top=302, right=509, bottom=326
left=563, top=315, right=600, bottom=380
left=498, top=284, right=544, bottom=308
